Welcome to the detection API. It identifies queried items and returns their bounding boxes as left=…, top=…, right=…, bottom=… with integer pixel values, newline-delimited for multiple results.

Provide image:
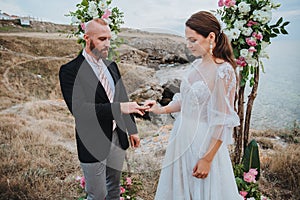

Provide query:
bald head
left=83, top=18, right=112, bottom=59
left=85, top=18, right=109, bottom=35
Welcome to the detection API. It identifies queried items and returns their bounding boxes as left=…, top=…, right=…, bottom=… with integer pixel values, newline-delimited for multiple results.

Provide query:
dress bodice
left=180, top=78, right=210, bottom=121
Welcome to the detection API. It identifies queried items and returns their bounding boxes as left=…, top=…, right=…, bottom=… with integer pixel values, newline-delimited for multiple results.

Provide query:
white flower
left=238, top=2, right=251, bottom=15
left=99, top=0, right=108, bottom=10
left=247, top=198, right=255, bottom=200
left=234, top=19, right=247, bottom=30
left=224, top=28, right=241, bottom=41
left=78, top=32, right=85, bottom=39
left=231, top=5, right=238, bottom=11
left=241, top=27, right=253, bottom=36
left=245, top=57, right=258, bottom=67
left=240, top=49, right=249, bottom=57
left=253, top=9, right=272, bottom=24
left=261, top=195, right=270, bottom=200
left=262, top=11, right=272, bottom=24
left=88, top=1, right=99, bottom=18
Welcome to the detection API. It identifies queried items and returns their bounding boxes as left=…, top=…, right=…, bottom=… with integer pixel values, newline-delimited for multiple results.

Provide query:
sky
left=1, top=0, right=300, bottom=39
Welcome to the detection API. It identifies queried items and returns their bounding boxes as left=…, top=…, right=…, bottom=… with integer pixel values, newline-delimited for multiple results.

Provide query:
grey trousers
left=80, top=131, right=126, bottom=200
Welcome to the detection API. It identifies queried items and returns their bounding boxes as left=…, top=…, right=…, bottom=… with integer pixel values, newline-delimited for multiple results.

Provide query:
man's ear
left=83, top=34, right=89, bottom=41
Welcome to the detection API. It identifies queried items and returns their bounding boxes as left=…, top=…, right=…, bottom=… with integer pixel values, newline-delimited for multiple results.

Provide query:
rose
left=240, top=191, right=248, bottom=198
left=125, top=177, right=132, bottom=186
left=243, top=171, right=256, bottom=183
left=216, top=0, right=289, bottom=87
left=238, top=2, right=251, bottom=15
left=246, top=37, right=257, bottom=47
left=120, top=186, right=126, bottom=194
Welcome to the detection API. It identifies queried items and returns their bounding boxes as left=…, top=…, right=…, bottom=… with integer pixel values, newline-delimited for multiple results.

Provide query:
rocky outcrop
left=159, top=79, right=181, bottom=106
left=117, top=28, right=195, bottom=68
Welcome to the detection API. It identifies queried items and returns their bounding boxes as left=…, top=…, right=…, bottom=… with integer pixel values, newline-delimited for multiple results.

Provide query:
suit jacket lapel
left=103, top=59, right=120, bottom=85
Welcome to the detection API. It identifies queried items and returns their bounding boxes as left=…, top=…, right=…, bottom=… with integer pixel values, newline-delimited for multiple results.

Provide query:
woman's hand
left=192, top=158, right=212, bottom=179
left=143, top=100, right=164, bottom=114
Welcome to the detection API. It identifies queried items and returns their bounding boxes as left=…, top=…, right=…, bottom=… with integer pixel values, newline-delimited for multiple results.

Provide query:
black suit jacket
left=59, top=53, right=137, bottom=163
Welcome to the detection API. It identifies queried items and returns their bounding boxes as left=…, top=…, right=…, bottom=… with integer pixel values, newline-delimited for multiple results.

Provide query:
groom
left=59, top=18, right=147, bottom=199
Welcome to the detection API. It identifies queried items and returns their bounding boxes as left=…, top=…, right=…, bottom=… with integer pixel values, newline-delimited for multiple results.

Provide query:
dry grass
left=259, top=144, right=300, bottom=200
left=0, top=109, right=81, bottom=199
left=253, top=126, right=300, bottom=200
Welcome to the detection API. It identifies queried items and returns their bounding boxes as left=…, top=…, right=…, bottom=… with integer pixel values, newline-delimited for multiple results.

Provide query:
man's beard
left=89, top=40, right=109, bottom=59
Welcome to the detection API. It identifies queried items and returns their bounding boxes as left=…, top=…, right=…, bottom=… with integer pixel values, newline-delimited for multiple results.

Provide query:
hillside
left=0, top=22, right=299, bottom=200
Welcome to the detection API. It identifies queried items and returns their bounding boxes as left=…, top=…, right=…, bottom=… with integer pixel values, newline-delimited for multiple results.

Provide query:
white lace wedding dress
left=155, top=59, right=243, bottom=200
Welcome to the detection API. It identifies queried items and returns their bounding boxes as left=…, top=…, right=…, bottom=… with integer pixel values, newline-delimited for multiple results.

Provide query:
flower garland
left=216, top=0, right=289, bottom=86
left=66, top=0, right=124, bottom=51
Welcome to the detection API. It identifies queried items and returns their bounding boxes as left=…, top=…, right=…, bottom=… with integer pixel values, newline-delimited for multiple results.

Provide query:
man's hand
left=129, top=134, right=140, bottom=148
left=120, top=102, right=149, bottom=116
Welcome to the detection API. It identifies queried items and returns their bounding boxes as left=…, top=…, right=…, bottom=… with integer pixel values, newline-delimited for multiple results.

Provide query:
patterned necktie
left=97, top=62, right=116, bottom=131
left=98, top=63, right=114, bottom=103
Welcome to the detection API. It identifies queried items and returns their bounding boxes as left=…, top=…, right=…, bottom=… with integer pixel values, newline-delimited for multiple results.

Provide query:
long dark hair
left=185, top=11, right=237, bottom=69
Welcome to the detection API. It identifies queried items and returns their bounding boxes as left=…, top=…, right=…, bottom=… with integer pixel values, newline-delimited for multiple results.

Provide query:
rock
left=129, top=82, right=163, bottom=103
left=118, top=63, right=157, bottom=94
left=118, top=29, right=192, bottom=67
left=160, top=79, right=181, bottom=106
left=116, top=44, right=148, bottom=66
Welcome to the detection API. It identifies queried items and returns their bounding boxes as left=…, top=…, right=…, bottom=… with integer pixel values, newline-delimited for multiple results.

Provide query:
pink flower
left=236, top=57, right=247, bottom=67
left=247, top=20, right=258, bottom=27
left=120, top=186, right=126, bottom=194
left=224, top=0, right=236, bottom=7
left=249, top=168, right=258, bottom=176
left=120, top=197, right=125, bottom=200
left=261, top=196, right=269, bottom=200
left=75, top=176, right=81, bottom=181
left=246, top=37, right=257, bottom=47
left=248, top=46, right=257, bottom=52
left=240, top=191, right=248, bottom=199
left=218, top=0, right=224, bottom=7
left=80, top=176, right=85, bottom=189
left=101, top=9, right=111, bottom=19
left=80, top=22, right=86, bottom=31
left=126, top=177, right=132, bottom=186
left=252, top=32, right=263, bottom=40
left=244, top=172, right=256, bottom=183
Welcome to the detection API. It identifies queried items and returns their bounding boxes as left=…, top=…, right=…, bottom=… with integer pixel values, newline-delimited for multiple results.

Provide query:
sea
left=156, top=39, right=300, bottom=130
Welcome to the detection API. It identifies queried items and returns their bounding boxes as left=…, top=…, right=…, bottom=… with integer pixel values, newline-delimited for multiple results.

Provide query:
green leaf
left=240, top=79, right=246, bottom=87
left=81, top=0, right=88, bottom=6
left=242, top=139, right=261, bottom=180
left=273, top=28, right=280, bottom=34
left=250, top=66, right=254, bottom=74
left=282, top=21, right=290, bottom=27
left=281, top=28, right=289, bottom=34
left=250, top=77, right=254, bottom=87
left=276, top=17, right=283, bottom=26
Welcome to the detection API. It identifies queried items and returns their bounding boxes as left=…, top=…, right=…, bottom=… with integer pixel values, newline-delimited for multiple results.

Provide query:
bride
left=145, top=11, right=243, bottom=199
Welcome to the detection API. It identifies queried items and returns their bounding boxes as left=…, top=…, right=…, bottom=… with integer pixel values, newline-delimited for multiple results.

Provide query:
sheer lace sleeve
left=207, top=63, right=240, bottom=145
left=169, top=93, right=181, bottom=109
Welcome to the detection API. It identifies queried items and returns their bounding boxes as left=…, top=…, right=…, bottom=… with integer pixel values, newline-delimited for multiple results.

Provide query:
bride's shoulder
left=216, top=62, right=235, bottom=79
left=191, top=58, right=202, bottom=67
